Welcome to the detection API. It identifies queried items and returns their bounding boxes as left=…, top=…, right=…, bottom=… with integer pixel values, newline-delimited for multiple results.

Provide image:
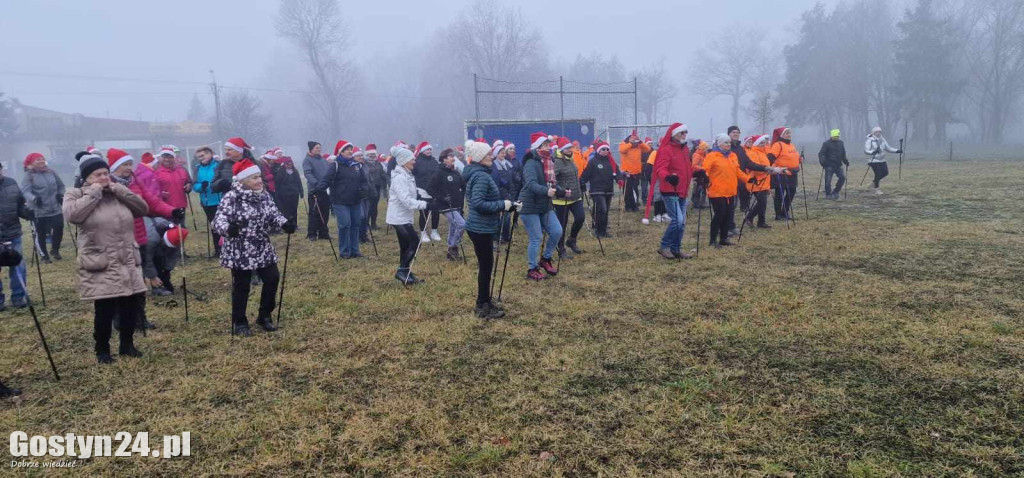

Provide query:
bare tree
left=634, top=59, right=678, bottom=124
left=222, top=90, right=271, bottom=145
left=747, top=92, right=776, bottom=134
left=277, top=0, right=358, bottom=138
left=688, top=28, right=767, bottom=126
left=958, top=0, right=1024, bottom=143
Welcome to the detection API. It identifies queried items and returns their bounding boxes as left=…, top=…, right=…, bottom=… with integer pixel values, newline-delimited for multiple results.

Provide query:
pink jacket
left=128, top=176, right=175, bottom=246
left=134, top=164, right=161, bottom=198
left=155, top=164, right=192, bottom=209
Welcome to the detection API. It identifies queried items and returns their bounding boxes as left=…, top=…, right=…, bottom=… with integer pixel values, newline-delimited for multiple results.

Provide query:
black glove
left=200, top=181, right=209, bottom=192
left=282, top=219, right=297, bottom=234
left=227, top=221, right=244, bottom=238
left=665, top=174, right=680, bottom=187
left=423, top=199, right=434, bottom=211
left=171, top=208, right=186, bottom=223
left=24, top=210, right=35, bottom=222
left=56, top=194, right=63, bottom=205
left=896, top=149, right=903, bottom=154
left=555, top=186, right=567, bottom=198
left=33, top=197, right=42, bottom=207
left=0, top=246, right=22, bottom=268
left=843, top=160, right=850, bottom=167
left=748, top=177, right=757, bottom=184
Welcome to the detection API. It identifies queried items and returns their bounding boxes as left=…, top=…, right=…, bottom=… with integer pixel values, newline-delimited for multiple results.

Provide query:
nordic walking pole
left=367, top=219, right=379, bottom=257
left=200, top=188, right=212, bottom=258
left=13, top=268, right=59, bottom=381
left=584, top=194, right=605, bottom=256
left=490, top=211, right=505, bottom=295
left=898, top=138, right=905, bottom=183
left=844, top=164, right=849, bottom=200
left=64, top=219, right=78, bottom=257
left=776, top=174, right=791, bottom=230
left=275, top=232, right=291, bottom=325
left=695, top=196, right=703, bottom=258
left=800, top=150, right=809, bottom=220
left=816, top=167, right=824, bottom=200
left=860, top=165, right=871, bottom=187
left=29, top=220, right=46, bottom=307
left=495, top=209, right=520, bottom=303
left=187, top=193, right=199, bottom=236
left=312, top=195, right=338, bottom=262
left=177, top=224, right=189, bottom=324
left=427, top=210, right=443, bottom=278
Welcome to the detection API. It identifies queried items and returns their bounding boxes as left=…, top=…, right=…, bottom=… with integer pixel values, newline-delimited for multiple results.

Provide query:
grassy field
left=1, top=157, right=1022, bottom=476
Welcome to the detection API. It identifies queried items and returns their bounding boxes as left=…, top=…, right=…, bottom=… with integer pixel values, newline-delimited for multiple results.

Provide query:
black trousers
left=393, top=224, right=419, bottom=269
left=653, top=200, right=666, bottom=216
left=710, top=197, right=733, bottom=244
left=365, top=194, right=381, bottom=227
left=773, top=174, right=798, bottom=218
left=231, top=264, right=279, bottom=325
left=154, top=253, right=174, bottom=293
left=624, top=175, right=641, bottom=211
left=591, top=194, right=611, bottom=235
left=276, top=194, right=300, bottom=225
left=307, top=192, right=331, bottom=240
left=419, top=206, right=440, bottom=231
left=742, top=190, right=770, bottom=226
left=35, top=214, right=63, bottom=256
left=738, top=182, right=751, bottom=211
left=870, top=162, right=889, bottom=188
left=202, top=205, right=222, bottom=254
left=729, top=195, right=739, bottom=231
left=554, top=201, right=585, bottom=249
left=468, top=231, right=493, bottom=306
left=94, top=293, right=143, bottom=354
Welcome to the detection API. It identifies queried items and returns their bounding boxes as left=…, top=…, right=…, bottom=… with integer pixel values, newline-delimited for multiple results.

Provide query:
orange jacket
left=744, top=146, right=772, bottom=193
left=769, top=141, right=800, bottom=170
left=618, top=141, right=651, bottom=175
left=646, top=150, right=657, bottom=165
left=692, top=148, right=707, bottom=170
left=704, top=148, right=750, bottom=198
left=572, top=149, right=586, bottom=177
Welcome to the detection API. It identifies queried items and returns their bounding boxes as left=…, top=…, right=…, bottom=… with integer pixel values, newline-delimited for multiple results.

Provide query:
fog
left=1, top=0, right=1021, bottom=156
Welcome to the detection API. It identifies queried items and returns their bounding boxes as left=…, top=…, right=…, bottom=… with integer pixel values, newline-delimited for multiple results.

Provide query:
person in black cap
left=302, top=141, right=333, bottom=241
left=0, top=160, right=34, bottom=311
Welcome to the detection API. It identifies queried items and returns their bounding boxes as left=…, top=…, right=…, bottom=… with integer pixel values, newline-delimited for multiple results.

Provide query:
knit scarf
left=537, top=149, right=556, bottom=185
left=112, top=174, right=133, bottom=187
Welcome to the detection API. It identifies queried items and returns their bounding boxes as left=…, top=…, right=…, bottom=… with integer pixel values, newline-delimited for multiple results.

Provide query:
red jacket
left=128, top=175, right=175, bottom=245
left=155, top=164, right=192, bottom=209
left=653, top=123, right=693, bottom=197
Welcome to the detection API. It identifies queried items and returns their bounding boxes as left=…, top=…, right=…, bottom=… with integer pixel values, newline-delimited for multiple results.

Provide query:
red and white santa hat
left=85, top=146, right=101, bottom=155
left=163, top=225, right=189, bottom=248
left=353, top=147, right=364, bottom=157
left=225, top=137, right=251, bottom=153
left=232, top=159, right=261, bottom=182
left=671, top=124, right=689, bottom=137
left=556, top=137, right=573, bottom=151
left=595, top=141, right=611, bottom=153
left=158, top=147, right=175, bottom=157
left=263, top=149, right=279, bottom=160
left=140, top=152, right=156, bottom=165
left=414, top=142, right=432, bottom=156
left=106, top=148, right=135, bottom=171
left=753, top=135, right=770, bottom=147
left=644, top=137, right=654, bottom=144
left=364, top=144, right=377, bottom=155
left=491, top=139, right=505, bottom=157
left=334, top=140, right=354, bottom=156
left=530, top=132, right=549, bottom=151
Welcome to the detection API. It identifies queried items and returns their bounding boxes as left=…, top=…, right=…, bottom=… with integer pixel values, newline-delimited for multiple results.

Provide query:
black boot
left=446, top=246, right=459, bottom=261
left=567, top=238, right=584, bottom=254
left=475, top=302, right=506, bottom=320
left=52, top=251, right=62, bottom=261
left=232, top=318, right=253, bottom=337
left=96, top=342, right=114, bottom=364
left=255, top=316, right=278, bottom=332
left=0, top=380, right=21, bottom=398
left=119, top=333, right=143, bottom=358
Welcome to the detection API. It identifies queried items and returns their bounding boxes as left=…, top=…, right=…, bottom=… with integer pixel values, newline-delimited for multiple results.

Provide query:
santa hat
left=595, top=141, right=611, bottom=153
left=530, top=132, right=549, bottom=150
left=414, top=142, right=432, bottom=157
left=505, top=142, right=515, bottom=151
left=753, top=135, right=770, bottom=147
left=232, top=159, right=261, bottom=182
left=466, top=141, right=492, bottom=164
left=225, top=137, right=250, bottom=153
left=334, top=140, right=354, bottom=156
left=644, top=137, right=653, bottom=144
left=556, top=137, right=572, bottom=151
left=364, top=144, right=377, bottom=155
left=491, top=139, right=505, bottom=157
left=106, top=148, right=134, bottom=172
left=353, top=147, right=364, bottom=157
left=743, top=135, right=756, bottom=145
left=772, top=127, right=789, bottom=143
left=263, top=149, right=279, bottom=160
left=86, top=146, right=100, bottom=154
left=23, top=153, right=44, bottom=168
left=163, top=225, right=189, bottom=248
left=394, top=148, right=415, bottom=167
left=671, top=123, right=689, bottom=137
left=140, top=152, right=156, bottom=166
left=157, top=147, right=175, bottom=158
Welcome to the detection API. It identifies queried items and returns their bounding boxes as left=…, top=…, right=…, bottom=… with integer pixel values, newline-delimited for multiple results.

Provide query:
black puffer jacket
left=412, top=153, right=439, bottom=189
left=428, top=164, right=465, bottom=212
left=211, top=158, right=236, bottom=194
left=272, top=164, right=304, bottom=198
left=580, top=153, right=617, bottom=195
left=0, top=176, right=33, bottom=241
left=818, top=139, right=849, bottom=168
left=326, top=160, right=368, bottom=206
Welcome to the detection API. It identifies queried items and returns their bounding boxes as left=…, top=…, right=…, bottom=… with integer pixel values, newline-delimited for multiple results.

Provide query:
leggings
left=591, top=194, right=611, bottom=235
left=393, top=223, right=420, bottom=269
left=741, top=190, right=770, bottom=226
left=870, top=162, right=889, bottom=188
left=35, top=214, right=63, bottom=256
left=553, top=200, right=585, bottom=249
left=419, top=206, right=440, bottom=231
left=468, top=231, right=494, bottom=306
left=231, top=264, right=280, bottom=325
left=709, top=197, right=733, bottom=244
left=94, top=293, right=143, bottom=354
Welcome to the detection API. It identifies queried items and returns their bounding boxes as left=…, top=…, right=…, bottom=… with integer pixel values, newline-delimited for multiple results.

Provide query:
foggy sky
left=0, top=0, right=840, bottom=134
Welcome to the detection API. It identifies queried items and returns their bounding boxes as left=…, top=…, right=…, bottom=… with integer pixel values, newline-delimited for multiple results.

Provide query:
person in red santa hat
left=212, top=137, right=251, bottom=194
left=21, top=153, right=66, bottom=263
left=211, top=158, right=297, bottom=337
left=362, top=144, right=387, bottom=230
left=411, top=141, right=441, bottom=243
left=519, top=132, right=564, bottom=281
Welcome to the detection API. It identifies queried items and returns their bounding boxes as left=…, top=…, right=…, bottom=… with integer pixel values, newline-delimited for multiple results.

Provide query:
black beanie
left=74, top=151, right=92, bottom=162
left=308, top=141, right=320, bottom=152
left=79, top=155, right=108, bottom=182
left=727, top=126, right=740, bottom=134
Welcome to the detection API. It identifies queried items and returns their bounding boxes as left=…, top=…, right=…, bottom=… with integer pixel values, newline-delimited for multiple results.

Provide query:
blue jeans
left=332, top=203, right=362, bottom=258
left=660, top=196, right=687, bottom=253
left=0, top=237, right=27, bottom=304
left=521, top=210, right=562, bottom=269
left=824, top=165, right=846, bottom=196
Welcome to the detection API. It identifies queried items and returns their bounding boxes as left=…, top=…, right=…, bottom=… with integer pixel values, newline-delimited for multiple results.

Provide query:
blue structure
left=464, top=119, right=596, bottom=153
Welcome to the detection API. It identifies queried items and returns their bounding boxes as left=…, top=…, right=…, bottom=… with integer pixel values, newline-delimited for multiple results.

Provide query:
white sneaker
left=874, top=188, right=884, bottom=195
left=420, top=230, right=431, bottom=243
left=430, top=229, right=442, bottom=241
left=660, top=214, right=670, bottom=222
left=642, top=218, right=650, bottom=225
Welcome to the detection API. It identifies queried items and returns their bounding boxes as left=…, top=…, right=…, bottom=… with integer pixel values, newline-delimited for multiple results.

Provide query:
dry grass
left=1, top=158, right=1022, bottom=476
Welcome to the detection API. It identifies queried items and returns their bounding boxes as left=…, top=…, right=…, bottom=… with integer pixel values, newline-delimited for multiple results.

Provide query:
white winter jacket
left=386, top=167, right=427, bottom=225
left=864, top=134, right=900, bottom=164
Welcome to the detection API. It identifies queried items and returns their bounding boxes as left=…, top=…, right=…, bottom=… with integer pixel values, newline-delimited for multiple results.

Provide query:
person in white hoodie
left=387, top=147, right=429, bottom=285
left=864, top=126, right=902, bottom=195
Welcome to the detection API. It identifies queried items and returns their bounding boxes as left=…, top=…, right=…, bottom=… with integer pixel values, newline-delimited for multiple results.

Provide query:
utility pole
left=209, top=70, right=223, bottom=145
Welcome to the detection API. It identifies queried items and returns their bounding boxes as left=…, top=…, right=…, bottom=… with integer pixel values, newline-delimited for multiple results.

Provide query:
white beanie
left=394, top=148, right=415, bottom=167
left=871, top=126, right=882, bottom=134
left=466, top=141, right=492, bottom=163
left=715, top=133, right=731, bottom=146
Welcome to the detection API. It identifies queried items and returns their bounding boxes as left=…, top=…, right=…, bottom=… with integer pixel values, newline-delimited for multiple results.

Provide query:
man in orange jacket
left=618, top=129, right=651, bottom=212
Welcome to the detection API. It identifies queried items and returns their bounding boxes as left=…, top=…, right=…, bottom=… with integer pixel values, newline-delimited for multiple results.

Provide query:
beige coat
left=63, top=183, right=149, bottom=301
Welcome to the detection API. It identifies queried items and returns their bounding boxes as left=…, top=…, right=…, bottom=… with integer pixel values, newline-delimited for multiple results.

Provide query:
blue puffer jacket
left=517, top=150, right=552, bottom=215
left=463, top=163, right=506, bottom=234
left=192, top=160, right=223, bottom=206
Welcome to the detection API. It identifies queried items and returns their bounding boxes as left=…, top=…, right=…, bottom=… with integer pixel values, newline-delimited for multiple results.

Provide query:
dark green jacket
left=552, top=151, right=582, bottom=202
left=463, top=163, right=505, bottom=234
left=517, top=151, right=552, bottom=215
